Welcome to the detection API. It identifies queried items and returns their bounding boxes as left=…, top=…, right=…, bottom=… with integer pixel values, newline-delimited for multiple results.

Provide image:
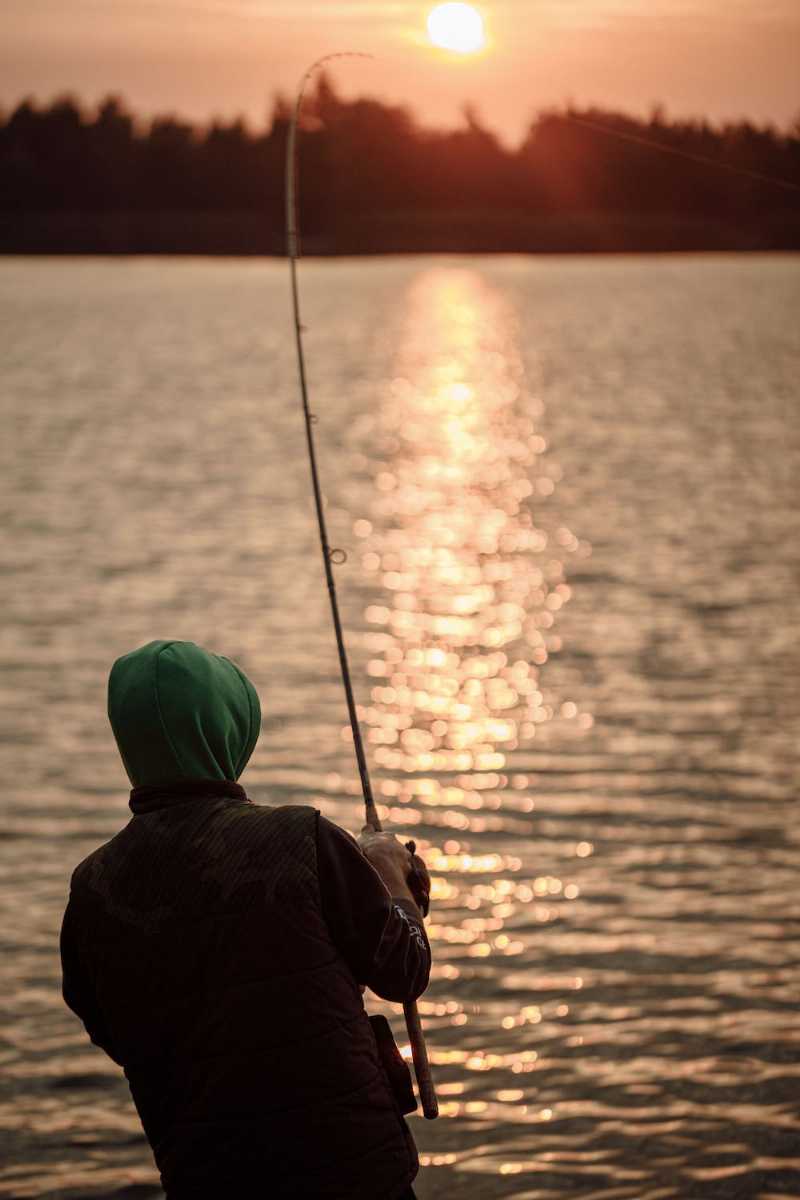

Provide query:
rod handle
left=403, top=1000, right=439, bottom=1119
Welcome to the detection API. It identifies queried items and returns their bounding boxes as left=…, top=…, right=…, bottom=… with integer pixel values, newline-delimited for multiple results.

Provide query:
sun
left=427, top=3, right=486, bottom=54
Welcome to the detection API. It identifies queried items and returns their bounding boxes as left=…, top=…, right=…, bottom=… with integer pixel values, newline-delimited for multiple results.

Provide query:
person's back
left=60, top=641, right=430, bottom=1199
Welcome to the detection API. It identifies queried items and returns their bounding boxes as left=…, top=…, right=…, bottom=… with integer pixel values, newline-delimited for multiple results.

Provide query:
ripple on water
left=1, top=254, right=799, bottom=1199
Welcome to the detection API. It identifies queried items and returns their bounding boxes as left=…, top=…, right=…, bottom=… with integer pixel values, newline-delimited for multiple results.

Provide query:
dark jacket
left=60, top=642, right=430, bottom=1199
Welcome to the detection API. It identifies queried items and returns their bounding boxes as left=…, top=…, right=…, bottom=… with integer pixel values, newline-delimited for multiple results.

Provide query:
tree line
left=1, top=76, right=798, bottom=253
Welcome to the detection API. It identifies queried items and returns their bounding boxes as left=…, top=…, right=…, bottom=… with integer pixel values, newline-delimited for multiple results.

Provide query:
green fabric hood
left=108, top=640, right=261, bottom=787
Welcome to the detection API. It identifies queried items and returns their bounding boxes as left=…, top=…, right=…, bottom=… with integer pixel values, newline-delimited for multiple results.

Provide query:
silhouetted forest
left=1, top=76, right=798, bottom=253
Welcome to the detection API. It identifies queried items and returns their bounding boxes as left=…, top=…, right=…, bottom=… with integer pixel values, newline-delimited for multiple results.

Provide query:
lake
left=1, top=254, right=799, bottom=1199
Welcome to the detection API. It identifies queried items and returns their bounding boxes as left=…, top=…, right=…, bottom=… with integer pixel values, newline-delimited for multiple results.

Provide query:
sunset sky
left=2, top=0, right=798, bottom=142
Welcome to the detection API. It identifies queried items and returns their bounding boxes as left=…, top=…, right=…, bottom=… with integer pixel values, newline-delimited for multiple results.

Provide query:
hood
left=108, top=640, right=261, bottom=787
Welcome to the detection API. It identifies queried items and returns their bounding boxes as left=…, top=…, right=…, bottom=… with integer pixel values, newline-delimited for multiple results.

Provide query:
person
left=60, top=640, right=431, bottom=1200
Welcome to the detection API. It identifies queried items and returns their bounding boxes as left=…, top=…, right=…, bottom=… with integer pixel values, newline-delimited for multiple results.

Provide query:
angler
left=60, top=638, right=432, bottom=1199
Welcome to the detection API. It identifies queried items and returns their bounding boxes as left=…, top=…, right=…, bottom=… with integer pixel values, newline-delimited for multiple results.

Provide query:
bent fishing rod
left=286, top=54, right=439, bottom=1121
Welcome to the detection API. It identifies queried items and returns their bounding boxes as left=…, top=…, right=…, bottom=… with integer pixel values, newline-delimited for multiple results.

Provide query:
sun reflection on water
left=346, top=267, right=593, bottom=1117
left=357, top=269, right=585, bottom=796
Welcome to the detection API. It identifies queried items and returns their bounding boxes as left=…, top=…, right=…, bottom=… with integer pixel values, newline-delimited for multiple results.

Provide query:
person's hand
left=358, top=829, right=430, bottom=917
left=358, top=829, right=413, bottom=892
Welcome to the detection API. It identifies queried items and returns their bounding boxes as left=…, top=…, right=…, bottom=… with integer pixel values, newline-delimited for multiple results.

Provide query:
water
left=1, top=254, right=799, bottom=1199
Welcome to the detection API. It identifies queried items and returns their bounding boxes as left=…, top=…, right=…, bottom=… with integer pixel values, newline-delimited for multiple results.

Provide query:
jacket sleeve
left=60, top=895, right=116, bottom=1059
left=316, top=814, right=431, bottom=1004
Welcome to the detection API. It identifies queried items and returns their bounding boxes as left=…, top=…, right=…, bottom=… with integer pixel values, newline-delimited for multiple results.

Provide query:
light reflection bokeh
left=332, top=272, right=596, bottom=1151
left=354, top=268, right=585, bottom=793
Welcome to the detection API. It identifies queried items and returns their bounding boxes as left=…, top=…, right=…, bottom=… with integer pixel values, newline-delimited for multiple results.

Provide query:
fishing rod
left=286, top=54, right=439, bottom=1121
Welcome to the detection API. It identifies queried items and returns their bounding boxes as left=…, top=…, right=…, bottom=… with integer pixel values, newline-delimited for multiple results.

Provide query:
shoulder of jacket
left=249, top=803, right=320, bottom=823
left=245, top=805, right=320, bottom=878
left=244, top=803, right=320, bottom=841
left=69, top=840, right=111, bottom=893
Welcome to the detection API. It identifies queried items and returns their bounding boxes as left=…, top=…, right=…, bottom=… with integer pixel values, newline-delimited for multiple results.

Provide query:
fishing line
left=565, top=114, right=800, bottom=196
left=286, top=53, right=439, bottom=1121
left=288, top=50, right=798, bottom=197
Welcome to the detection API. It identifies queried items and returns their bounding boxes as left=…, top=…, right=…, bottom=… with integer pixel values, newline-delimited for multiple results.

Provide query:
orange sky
left=2, top=0, right=798, bottom=141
